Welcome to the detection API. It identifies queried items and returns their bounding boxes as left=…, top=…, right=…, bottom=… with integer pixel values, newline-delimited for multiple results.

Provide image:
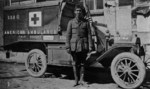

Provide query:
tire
left=144, top=54, right=150, bottom=70
left=25, top=49, right=47, bottom=77
left=111, top=52, right=146, bottom=89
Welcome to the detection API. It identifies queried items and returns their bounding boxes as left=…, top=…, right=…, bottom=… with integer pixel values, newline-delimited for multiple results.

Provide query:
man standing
left=66, top=5, right=93, bottom=86
left=135, top=34, right=141, bottom=48
left=135, top=34, right=145, bottom=59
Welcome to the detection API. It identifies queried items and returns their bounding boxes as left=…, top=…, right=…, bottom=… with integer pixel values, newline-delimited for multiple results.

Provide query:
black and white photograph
left=0, top=0, right=150, bottom=89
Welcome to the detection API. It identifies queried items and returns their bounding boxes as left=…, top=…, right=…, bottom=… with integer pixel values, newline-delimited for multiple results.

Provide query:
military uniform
left=66, top=18, right=93, bottom=85
left=66, top=18, right=93, bottom=52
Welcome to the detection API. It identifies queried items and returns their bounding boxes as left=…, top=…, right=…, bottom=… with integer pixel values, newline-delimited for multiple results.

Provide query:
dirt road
left=0, top=62, right=150, bottom=89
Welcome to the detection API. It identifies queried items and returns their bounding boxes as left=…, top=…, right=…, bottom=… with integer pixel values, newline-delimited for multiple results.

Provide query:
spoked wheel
left=111, top=52, right=146, bottom=89
left=25, top=49, right=47, bottom=77
left=143, top=55, right=150, bottom=70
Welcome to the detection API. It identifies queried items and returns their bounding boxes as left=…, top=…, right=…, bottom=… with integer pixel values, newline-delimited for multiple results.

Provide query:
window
left=86, top=0, right=103, bottom=10
left=86, top=0, right=103, bottom=14
left=4, top=0, right=10, bottom=6
left=96, top=0, right=103, bottom=9
left=87, top=0, right=94, bottom=10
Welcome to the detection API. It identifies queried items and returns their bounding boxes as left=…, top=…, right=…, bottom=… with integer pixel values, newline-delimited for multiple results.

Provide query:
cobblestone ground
left=0, top=62, right=150, bottom=89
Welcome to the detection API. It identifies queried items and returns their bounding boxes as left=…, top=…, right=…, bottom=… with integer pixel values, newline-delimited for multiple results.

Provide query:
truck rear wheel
left=111, top=52, right=146, bottom=89
left=25, top=49, right=47, bottom=77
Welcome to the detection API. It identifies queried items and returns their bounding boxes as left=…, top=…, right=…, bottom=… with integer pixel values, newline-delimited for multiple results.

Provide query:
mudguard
left=87, top=43, right=134, bottom=68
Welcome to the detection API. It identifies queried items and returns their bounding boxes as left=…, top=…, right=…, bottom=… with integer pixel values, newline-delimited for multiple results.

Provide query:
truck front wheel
left=25, top=49, right=47, bottom=77
left=111, top=52, right=146, bottom=89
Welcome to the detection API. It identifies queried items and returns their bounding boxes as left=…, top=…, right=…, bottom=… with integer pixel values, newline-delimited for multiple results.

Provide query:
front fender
left=90, top=43, right=134, bottom=68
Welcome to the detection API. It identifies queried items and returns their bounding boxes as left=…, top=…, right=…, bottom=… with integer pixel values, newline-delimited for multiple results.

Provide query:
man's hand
left=66, top=48, right=71, bottom=54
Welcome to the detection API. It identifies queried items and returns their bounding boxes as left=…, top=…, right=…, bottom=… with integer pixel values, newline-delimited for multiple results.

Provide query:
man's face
left=74, top=8, right=83, bottom=19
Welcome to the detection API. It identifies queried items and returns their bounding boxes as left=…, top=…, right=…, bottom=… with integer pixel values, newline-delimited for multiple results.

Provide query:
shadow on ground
left=139, top=70, right=150, bottom=89
left=0, top=62, right=29, bottom=79
left=1, top=62, right=150, bottom=89
left=46, top=65, right=114, bottom=84
left=45, top=65, right=150, bottom=89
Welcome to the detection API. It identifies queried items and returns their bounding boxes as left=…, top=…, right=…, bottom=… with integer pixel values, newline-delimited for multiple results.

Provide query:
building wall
left=0, top=0, right=3, bottom=46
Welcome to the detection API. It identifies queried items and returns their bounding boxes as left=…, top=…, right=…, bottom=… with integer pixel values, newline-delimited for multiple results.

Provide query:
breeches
left=71, top=51, right=88, bottom=66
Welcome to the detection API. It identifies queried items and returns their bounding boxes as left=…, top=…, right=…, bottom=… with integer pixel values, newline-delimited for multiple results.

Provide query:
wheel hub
left=118, top=62, right=132, bottom=74
left=124, top=66, right=132, bottom=74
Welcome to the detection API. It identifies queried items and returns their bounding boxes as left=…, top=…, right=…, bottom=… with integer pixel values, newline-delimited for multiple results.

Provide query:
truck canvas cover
left=4, top=3, right=60, bottom=45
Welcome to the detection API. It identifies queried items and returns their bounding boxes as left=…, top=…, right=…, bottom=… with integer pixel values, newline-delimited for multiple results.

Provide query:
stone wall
left=0, top=0, right=3, bottom=46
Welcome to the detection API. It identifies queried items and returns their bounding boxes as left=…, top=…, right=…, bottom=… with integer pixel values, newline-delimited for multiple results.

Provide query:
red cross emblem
left=29, top=11, right=42, bottom=27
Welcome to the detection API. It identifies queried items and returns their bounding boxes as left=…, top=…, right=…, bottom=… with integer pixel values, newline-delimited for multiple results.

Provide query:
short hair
left=74, top=4, right=86, bottom=16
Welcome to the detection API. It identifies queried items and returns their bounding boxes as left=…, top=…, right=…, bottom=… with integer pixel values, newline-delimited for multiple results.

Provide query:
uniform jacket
left=66, top=18, right=93, bottom=52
